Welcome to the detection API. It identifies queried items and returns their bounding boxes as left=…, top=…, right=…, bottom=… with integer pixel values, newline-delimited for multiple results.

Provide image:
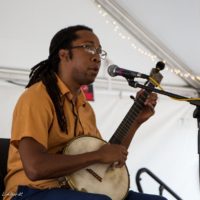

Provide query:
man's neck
left=57, top=73, right=80, bottom=96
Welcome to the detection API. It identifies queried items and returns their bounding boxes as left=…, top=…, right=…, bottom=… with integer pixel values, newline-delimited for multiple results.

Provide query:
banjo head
left=63, top=135, right=130, bottom=200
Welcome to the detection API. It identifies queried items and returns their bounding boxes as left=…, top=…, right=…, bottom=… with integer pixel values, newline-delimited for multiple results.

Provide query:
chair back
left=0, top=138, right=10, bottom=199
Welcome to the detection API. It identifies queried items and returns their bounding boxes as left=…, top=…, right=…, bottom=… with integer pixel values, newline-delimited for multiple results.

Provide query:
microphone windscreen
left=107, top=65, right=118, bottom=77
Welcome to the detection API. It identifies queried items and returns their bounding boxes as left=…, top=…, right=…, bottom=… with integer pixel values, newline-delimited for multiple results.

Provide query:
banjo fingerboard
left=109, top=87, right=152, bottom=144
left=109, top=68, right=163, bottom=145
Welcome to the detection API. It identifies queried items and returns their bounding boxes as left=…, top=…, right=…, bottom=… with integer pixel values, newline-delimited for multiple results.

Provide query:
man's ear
left=58, top=49, right=69, bottom=61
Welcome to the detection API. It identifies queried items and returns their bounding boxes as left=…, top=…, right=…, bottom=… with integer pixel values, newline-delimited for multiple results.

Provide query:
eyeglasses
left=70, top=44, right=107, bottom=60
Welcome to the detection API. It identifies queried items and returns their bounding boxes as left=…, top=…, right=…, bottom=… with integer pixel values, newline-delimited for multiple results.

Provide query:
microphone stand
left=193, top=106, right=200, bottom=187
left=127, top=79, right=200, bottom=185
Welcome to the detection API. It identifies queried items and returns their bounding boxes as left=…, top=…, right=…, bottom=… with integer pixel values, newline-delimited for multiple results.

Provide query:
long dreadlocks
left=26, top=25, right=93, bottom=132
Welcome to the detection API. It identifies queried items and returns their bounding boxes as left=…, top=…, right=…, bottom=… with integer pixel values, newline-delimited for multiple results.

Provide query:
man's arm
left=19, top=137, right=128, bottom=181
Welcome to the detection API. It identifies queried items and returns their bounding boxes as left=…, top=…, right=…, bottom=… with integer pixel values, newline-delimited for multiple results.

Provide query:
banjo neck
left=109, top=67, right=163, bottom=145
left=109, top=87, right=152, bottom=145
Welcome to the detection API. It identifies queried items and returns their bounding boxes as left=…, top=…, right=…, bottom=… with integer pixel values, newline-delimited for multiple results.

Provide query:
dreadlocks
left=26, top=25, right=93, bottom=132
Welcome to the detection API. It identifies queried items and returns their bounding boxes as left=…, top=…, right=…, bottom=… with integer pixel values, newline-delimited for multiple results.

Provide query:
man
left=4, top=25, right=167, bottom=200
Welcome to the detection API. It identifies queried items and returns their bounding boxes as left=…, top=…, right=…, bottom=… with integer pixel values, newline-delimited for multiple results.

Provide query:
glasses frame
left=70, top=44, right=107, bottom=60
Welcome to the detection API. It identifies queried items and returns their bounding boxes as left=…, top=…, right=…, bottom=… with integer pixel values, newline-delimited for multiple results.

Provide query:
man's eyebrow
left=82, top=41, right=102, bottom=48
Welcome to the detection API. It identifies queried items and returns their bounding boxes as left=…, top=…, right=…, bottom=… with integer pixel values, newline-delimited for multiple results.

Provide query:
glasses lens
left=96, top=48, right=107, bottom=59
left=100, top=50, right=107, bottom=59
left=84, top=45, right=96, bottom=54
left=83, top=45, right=107, bottom=59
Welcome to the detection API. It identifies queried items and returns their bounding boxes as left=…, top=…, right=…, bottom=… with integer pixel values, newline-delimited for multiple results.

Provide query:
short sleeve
left=11, top=85, right=54, bottom=149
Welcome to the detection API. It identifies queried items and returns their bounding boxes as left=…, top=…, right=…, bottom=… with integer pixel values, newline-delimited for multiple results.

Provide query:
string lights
left=95, top=3, right=200, bottom=83
left=97, top=4, right=158, bottom=63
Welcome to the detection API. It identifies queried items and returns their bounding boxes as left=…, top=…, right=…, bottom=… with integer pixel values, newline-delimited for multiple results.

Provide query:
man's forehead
left=75, top=30, right=100, bottom=45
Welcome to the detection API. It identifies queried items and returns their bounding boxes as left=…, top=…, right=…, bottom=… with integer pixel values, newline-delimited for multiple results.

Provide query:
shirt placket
left=71, top=101, right=83, bottom=136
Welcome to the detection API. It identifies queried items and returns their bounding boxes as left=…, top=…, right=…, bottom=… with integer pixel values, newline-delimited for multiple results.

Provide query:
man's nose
left=91, top=54, right=101, bottom=63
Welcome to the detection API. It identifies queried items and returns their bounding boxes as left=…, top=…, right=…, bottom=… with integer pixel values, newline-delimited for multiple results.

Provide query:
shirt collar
left=56, top=74, right=87, bottom=107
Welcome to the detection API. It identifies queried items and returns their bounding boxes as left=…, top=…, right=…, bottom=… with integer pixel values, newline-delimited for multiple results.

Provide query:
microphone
left=107, top=65, right=149, bottom=79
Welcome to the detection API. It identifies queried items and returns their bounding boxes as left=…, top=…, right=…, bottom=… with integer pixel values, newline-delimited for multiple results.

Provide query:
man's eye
left=97, top=48, right=102, bottom=53
left=84, top=44, right=93, bottom=49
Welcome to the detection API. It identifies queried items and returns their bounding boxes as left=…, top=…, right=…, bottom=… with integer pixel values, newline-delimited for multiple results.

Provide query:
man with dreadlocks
left=4, top=25, right=167, bottom=200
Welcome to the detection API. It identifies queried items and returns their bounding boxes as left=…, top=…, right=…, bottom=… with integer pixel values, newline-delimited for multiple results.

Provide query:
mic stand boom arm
left=128, top=80, right=200, bottom=106
left=128, top=79, right=200, bottom=185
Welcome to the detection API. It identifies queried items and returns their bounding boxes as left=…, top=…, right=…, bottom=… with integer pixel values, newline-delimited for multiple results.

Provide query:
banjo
left=61, top=62, right=164, bottom=200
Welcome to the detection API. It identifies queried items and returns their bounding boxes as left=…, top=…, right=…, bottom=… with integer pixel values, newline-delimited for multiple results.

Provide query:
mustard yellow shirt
left=4, top=76, right=101, bottom=200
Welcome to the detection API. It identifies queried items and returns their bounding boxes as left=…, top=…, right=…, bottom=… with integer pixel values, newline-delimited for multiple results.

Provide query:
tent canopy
left=0, top=0, right=200, bottom=92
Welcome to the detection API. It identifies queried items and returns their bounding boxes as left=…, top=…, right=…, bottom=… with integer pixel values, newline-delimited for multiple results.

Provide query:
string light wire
left=95, top=2, right=200, bottom=83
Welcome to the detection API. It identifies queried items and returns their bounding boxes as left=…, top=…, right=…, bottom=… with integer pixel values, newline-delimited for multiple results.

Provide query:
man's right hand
left=96, top=143, right=128, bottom=168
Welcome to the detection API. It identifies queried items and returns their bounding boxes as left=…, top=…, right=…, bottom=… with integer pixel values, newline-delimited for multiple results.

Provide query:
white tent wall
left=91, top=90, right=199, bottom=200
left=0, top=0, right=200, bottom=199
left=0, top=80, right=199, bottom=199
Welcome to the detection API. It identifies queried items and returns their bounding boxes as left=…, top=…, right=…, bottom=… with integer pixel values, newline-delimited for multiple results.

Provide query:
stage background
left=0, top=0, right=200, bottom=199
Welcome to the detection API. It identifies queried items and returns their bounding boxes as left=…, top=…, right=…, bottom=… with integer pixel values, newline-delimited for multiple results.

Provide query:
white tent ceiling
left=96, top=0, right=200, bottom=90
left=0, top=0, right=199, bottom=94
left=108, top=0, right=200, bottom=75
